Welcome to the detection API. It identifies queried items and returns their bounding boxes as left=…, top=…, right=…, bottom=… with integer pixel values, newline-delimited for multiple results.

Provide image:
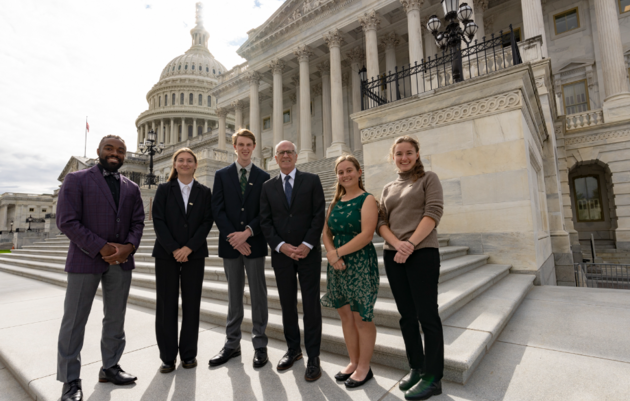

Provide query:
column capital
left=291, top=75, right=301, bottom=86
left=312, top=83, right=322, bottom=96
left=231, top=99, right=245, bottom=111
left=269, top=58, right=286, bottom=75
left=216, top=107, right=229, bottom=117
left=359, top=10, right=381, bottom=32
left=324, top=28, right=345, bottom=48
left=381, top=32, right=400, bottom=50
left=246, top=71, right=261, bottom=85
left=294, top=45, right=314, bottom=62
left=317, top=61, right=331, bottom=76
left=399, top=0, right=423, bottom=14
left=346, top=47, right=365, bottom=64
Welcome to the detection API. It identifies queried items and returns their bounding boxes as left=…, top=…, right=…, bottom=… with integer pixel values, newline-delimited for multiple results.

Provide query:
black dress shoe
left=160, top=361, right=176, bottom=374
left=399, top=368, right=424, bottom=391
left=305, top=357, right=322, bottom=382
left=276, top=349, right=303, bottom=371
left=61, top=379, right=82, bottom=401
left=253, top=347, right=268, bottom=368
left=209, top=346, right=241, bottom=367
left=98, top=365, right=137, bottom=385
left=334, top=370, right=354, bottom=381
left=405, top=379, right=442, bottom=400
left=182, top=358, right=197, bottom=369
left=345, top=368, right=374, bottom=388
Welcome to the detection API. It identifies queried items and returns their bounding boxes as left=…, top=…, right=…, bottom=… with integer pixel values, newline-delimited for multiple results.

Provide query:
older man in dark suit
left=260, top=140, right=326, bottom=382
left=56, top=135, right=145, bottom=401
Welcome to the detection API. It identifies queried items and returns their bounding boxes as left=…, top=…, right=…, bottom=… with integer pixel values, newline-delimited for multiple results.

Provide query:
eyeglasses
left=276, top=150, right=296, bottom=156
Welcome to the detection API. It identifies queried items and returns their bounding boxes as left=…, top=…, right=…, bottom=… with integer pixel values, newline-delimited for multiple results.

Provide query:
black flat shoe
left=182, top=358, right=197, bottom=369
left=334, top=371, right=354, bottom=381
left=98, top=365, right=137, bottom=385
left=209, top=346, right=241, bottom=367
left=405, top=379, right=442, bottom=400
left=399, top=368, right=424, bottom=391
left=253, top=347, right=268, bottom=368
left=305, top=357, right=322, bottom=382
left=345, top=368, right=373, bottom=388
left=160, top=361, right=176, bottom=374
left=61, top=379, right=82, bottom=401
left=276, top=349, right=303, bottom=371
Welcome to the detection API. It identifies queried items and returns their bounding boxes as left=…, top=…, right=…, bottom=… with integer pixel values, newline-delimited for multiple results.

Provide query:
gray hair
left=274, top=140, right=298, bottom=154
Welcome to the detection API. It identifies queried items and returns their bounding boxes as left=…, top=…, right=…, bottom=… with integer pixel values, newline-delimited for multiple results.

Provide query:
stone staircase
left=0, top=152, right=535, bottom=384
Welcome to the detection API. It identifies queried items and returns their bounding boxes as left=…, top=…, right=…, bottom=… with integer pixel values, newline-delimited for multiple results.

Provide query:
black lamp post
left=9, top=220, right=13, bottom=233
left=26, top=215, right=33, bottom=232
left=427, top=0, right=478, bottom=83
left=138, top=129, right=164, bottom=189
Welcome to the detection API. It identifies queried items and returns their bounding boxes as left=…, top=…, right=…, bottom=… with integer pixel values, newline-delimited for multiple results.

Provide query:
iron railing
left=123, top=172, right=161, bottom=187
left=360, top=26, right=522, bottom=111
left=574, top=263, right=630, bottom=290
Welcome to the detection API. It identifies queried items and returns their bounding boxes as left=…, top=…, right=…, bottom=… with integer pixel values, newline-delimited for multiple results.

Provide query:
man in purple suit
left=56, top=135, right=145, bottom=401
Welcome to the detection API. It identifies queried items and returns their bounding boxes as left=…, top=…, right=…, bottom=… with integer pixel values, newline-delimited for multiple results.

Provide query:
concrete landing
left=1, top=272, right=630, bottom=400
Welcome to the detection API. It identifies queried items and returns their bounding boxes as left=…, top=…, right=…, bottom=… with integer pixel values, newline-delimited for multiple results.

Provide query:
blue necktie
left=284, top=175, right=292, bottom=206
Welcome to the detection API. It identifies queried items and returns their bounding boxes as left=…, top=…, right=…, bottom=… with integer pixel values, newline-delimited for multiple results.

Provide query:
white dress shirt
left=275, top=168, right=313, bottom=253
left=178, top=178, right=194, bottom=213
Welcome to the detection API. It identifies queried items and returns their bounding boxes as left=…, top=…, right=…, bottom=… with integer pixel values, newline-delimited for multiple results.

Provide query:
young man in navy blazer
left=210, top=129, right=271, bottom=368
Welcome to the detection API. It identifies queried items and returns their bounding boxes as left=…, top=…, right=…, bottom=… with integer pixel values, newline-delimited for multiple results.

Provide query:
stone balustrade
left=565, top=109, right=605, bottom=131
left=212, top=148, right=234, bottom=163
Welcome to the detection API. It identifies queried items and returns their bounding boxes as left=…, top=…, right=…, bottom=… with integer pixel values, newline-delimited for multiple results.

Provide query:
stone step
left=0, top=260, right=532, bottom=384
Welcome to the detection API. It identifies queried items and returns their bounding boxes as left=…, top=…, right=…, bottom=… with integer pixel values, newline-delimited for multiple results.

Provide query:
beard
left=99, top=155, right=124, bottom=172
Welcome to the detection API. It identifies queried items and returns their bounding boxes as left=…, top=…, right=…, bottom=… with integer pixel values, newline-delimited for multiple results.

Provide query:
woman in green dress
left=321, top=155, right=379, bottom=388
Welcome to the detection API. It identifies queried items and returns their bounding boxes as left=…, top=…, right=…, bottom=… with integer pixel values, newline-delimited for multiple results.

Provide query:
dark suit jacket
left=151, top=179, right=213, bottom=260
left=212, top=163, right=270, bottom=259
left=260, top=170, right=326, bottom=268
left=56, top=164, right=145, bottom=273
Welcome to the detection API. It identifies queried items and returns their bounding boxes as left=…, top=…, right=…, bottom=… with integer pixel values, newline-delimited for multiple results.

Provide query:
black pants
left=384, top=248, right=444, bottom=382
left=272, top=260, right=322, bottom=358
left=155, top=258, right=205, bottom=363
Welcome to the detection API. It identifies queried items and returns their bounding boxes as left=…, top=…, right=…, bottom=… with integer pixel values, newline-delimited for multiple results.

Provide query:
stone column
left=520, top=0, right=548, bottom=58
left=137, top=127, right=142, bottom=147
left=160, top=119, right=165, bottom=143
left=247, top=72, right=262, bottom=160
left=291, top=76, right=301, bottom=151
left=347, top=48, right=365, bottom=151
left=204, top=119, right=208, bottom=134
left=382, top=32, right=399, bottom=75
left=151, top=121, right=155, bottom=137
left=170, top=118, right=175, bottom=145
left=471, top=0, right=487, bottom=42
left=318, top=61, right=332, bottom=151
left=359, top=10, right=381, bottom=82
left=192, top=118, right=197, bottom=137
left=294, top=45, right=317, bottom=163
left=232, top=100, right=244, bottom=129
left=270, top=59, right=286, bottom=146
left=401, top=0, right=424, bottom=64
left=593, top=0, right=630, bottom=123
left=325, top=29, right=352, bottom=158
left=217, top=107, right=228, bottom=150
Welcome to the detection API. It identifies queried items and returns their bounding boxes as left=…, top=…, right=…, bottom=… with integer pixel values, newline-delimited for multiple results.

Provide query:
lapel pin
left=189, top=202, right=193, bottom=206
left=249, top=183, right=253, bottom=185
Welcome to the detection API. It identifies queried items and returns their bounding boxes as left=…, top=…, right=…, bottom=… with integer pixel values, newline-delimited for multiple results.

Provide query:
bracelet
left=406, top=240, right=416, bottom=248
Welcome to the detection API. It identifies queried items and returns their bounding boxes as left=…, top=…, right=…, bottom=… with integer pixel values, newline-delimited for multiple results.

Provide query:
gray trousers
left=223, top=255, right=268, bottom=350
left=57, top=265, right=132, bottom=383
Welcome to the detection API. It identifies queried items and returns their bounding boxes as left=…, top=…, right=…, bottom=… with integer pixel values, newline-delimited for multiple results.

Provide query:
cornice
left=361, top=90, right=523, bottom=144
left=565, top=129, right=630, bottom=147
left=136, top=106, right=220, bottom=126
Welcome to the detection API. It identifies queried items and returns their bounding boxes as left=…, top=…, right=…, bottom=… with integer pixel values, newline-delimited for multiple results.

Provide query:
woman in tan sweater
left=377, top=135, right=444, bottom=401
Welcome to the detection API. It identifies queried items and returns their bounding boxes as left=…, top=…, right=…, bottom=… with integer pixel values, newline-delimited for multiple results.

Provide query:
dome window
left=213, top=69, right=216, bottom=74
left=192, top=65, right=195, bottom=70
left=172, top=93, right=176, bottom=105
left=198, top=94, right=202, bottom=105
left=164, top=94, right=168, bottom=106
left=206, top=67, right=209, bottom=72
left=189, top=93, right=193, bottom=105
left=185, top=65, right=188, bottom=70
left=178, top=65, right=181, bottom=70
left=207, top=95, right=212, bottom=107
left=158, top=97, right=161, bottom=107
left=180, top=93, right=184, bottom=104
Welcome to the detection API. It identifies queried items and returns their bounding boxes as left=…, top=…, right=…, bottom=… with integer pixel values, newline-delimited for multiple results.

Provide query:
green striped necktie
left=240, top=168, right=247, bottom=195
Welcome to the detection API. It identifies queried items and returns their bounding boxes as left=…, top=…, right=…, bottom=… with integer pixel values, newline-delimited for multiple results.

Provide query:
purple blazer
left=56, top=164, right=145, bottom=273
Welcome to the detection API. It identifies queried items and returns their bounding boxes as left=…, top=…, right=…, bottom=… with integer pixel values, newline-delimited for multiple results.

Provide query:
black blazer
left=211, top=163, right=270, bottom=259
left=260, top=170, right=326, bottom=268
left=152, top=179, right=213, bottom=260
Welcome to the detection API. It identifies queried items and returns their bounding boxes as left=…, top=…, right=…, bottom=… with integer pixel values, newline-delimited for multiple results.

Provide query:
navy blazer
left=211, top=162, right=270, bottom=259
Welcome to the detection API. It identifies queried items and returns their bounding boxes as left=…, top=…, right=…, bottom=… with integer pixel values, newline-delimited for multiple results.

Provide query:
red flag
left=86, top=121, right=90, bottom=132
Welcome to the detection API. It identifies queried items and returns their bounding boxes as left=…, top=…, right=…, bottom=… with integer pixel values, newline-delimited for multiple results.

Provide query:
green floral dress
left=320, top=192, right=379, bottom=322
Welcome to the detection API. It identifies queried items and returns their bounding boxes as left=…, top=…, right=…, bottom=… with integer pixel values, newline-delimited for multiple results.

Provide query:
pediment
left=556, top=60, right=593, bottom=72
left=57, top=156, right=94, bottom=183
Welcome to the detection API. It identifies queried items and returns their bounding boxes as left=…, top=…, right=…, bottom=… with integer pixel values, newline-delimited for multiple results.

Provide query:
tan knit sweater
left=377, top=170, right=444, bottom=251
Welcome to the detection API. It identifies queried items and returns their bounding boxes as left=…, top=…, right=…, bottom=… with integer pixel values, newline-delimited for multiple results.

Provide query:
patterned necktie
left=284, top=175, right=292, bottom=206
left=240, top=168, right=247, bottom=195
left=103, top=170, right=120, bottom=180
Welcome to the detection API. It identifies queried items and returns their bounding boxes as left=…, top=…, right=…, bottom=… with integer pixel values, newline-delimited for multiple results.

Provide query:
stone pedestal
left=353, top=64, right=556, bottom=283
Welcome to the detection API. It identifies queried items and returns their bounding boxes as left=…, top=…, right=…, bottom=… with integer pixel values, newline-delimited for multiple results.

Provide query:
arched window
left=178, top=65, right=181, bottom=70
left=206, top=67, right=209, bottom=72
left=198, top=126, right=202, bottom=136
left=180, top=93, right=184, bottom=104
left=164, top=94, right=168, bottom=106
left=207, top=96, right=211, bottom=107
left=198, top=94, right=202, bottom=105
left=172, top=93, right=175, bottom=105
left=213, top=69, right=216, bottom=74
left=192, top=64, right=195, bottom=70
left=185, top=64, right=188, bottom=70
left=188, top=125, right=193, bottom=138
left=189, top=93, right=193, bottom=105
left=158, top=97, right=161, bottom=107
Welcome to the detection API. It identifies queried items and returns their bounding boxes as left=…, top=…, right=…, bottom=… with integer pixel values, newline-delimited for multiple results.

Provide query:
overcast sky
left=0, top=0, right=284, bottom=194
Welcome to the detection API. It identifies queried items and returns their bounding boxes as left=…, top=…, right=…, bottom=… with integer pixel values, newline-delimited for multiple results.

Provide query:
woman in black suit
left=152, top=147, right=213, bottom=373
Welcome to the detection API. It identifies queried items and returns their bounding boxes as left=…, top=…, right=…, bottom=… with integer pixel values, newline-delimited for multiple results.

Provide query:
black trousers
left=384, top=248, right=444, bottom=382
left=272, top=259, right=322, bottom=358
left=155, top=258, right=205, bottom=363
